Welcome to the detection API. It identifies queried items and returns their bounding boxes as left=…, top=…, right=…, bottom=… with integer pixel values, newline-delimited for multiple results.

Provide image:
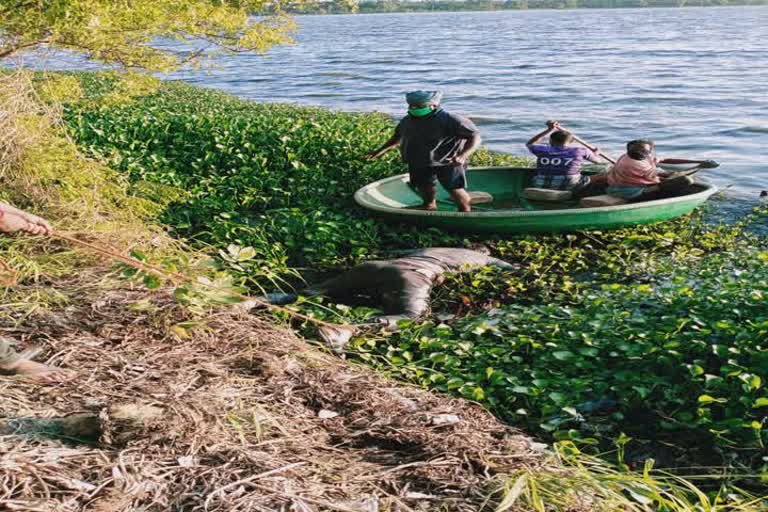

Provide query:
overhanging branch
left=0, top=38, right=50, bottom=59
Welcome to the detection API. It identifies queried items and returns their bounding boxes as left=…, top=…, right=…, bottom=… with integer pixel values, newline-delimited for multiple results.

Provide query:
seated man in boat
left=364, top=91, right=482, bottom=212
left=605, top=139, right=718, bottom=201
left=259, top=247, right=516, bottom=351
left=526, top=121, right=606, bottom=192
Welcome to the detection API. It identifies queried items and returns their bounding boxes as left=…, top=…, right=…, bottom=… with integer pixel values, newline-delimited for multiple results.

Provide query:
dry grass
left=0, top=68, right=185, bottom=284
left=0, top=270, right=542, bottom=511
left=0, top=70, right=49, bottom=176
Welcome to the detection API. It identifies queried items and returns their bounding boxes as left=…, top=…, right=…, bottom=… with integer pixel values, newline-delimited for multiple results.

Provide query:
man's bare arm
left=526, top=120, right=559, bottom=147
left=452, top=133, right=482, bottom=166
left=364, top=134, right=401, bottom=160
left=0, top=202, right=52, bottom=236
left=657, top=158, right=719, bottom=177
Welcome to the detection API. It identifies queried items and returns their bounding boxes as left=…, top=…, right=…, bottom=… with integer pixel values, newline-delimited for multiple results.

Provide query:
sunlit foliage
left=0, top=0, right=300, bottom=71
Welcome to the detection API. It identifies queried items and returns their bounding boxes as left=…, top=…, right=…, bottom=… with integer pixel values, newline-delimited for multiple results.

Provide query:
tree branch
left=0, top=0, right=37, bottom=16
left=0, top=38, right=50, bottom=59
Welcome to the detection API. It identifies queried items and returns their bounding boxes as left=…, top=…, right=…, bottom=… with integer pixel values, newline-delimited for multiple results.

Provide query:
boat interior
left=380, top=167, right=709, bottom=212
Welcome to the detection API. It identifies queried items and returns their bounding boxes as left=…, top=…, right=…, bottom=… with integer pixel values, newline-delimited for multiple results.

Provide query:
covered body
left=267, top=247, right=514, bottom=325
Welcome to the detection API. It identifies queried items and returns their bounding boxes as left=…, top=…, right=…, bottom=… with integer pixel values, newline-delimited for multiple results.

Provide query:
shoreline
left=285, top=2, right=768, bottom=16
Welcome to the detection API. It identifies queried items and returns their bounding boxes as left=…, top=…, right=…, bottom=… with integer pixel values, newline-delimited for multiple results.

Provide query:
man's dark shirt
left=394, top=109, right=479, bottom=170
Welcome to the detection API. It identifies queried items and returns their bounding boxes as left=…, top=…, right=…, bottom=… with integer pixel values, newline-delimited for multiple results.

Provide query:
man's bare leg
left=415, top=184, right=437, bottom=210
left=0, top=358, right=74, bottom=383
left=449, top=188, right=472, bottom=212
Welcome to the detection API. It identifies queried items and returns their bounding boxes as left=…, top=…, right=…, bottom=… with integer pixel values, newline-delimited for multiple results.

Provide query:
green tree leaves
left=1, top=0, right=300, bottom=70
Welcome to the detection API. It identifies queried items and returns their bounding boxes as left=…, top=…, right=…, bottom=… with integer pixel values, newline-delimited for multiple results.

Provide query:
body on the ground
left=265, top=247, right=515, bottom=327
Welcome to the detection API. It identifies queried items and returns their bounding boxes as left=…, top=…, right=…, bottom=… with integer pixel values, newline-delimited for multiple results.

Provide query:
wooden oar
left=662, top=160, right=719, bottom=179
left=557, top=124, right=616, bottom=164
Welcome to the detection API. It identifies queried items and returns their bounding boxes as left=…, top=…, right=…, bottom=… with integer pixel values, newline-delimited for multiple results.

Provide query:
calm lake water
left=19, top=7, right=768, bottom=198
left=169, top=6, right=768, bottom=197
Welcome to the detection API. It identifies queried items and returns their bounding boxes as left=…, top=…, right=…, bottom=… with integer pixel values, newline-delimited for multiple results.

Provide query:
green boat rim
left=354, top=166, right=719, bottom=218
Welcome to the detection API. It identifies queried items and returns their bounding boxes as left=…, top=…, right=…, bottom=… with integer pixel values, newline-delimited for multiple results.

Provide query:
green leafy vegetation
left=0, top=70, right=188, bottom=284
left=62, top=73, right=525, bottom=288
left=353, top=227, right=768, bottom=470
left=498, top=442, right=766, bottom=511
left=1, top=0, right=298, bottom=70
left=58, top=73, right=768, bottom=489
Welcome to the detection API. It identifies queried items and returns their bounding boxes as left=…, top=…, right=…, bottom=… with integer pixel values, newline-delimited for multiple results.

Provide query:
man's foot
left=318, top=324, right=357, bottom=354
left=1, top=358, right=75, bottom=383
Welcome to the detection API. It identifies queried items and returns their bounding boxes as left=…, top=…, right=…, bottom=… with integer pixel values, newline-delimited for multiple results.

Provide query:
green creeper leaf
left=143, top=274, right=162, bottom=289
left=632, top=386, right=651, bottom=399
left=562, top=406, right=579, bottom=417
left=741, top=374, right=762, bottom=391
left=130, top=250, right=148, bottom=261
left=446, top=378, right=464, bottom=390
left=552, top=351, right=575, bottom=361
left=549, top=392, right=567, bottom=404
left=698, top=394, right=727, bottom=404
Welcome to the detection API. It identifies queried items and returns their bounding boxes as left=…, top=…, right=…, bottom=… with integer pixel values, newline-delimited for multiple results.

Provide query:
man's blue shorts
left=409, top=165, right=467, bottom=190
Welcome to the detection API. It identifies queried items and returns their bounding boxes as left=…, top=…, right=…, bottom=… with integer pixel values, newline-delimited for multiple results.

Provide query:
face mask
left=408, top=106, right=433, bottom=117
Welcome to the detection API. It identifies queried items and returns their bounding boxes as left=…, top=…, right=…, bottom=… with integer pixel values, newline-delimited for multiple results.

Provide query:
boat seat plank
left=449, top=191, right=494, bottom=205
left=523, top=188, right=573, bottom=202
left=579, top=195, right=629, bottom=208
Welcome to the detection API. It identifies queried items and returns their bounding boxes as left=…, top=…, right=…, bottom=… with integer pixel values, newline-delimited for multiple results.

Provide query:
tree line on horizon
left=284, top=0, right=767, bottom=14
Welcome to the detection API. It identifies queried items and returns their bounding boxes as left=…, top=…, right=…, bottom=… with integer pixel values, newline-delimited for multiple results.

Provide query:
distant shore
left=284, top=0, right=768, bottom=15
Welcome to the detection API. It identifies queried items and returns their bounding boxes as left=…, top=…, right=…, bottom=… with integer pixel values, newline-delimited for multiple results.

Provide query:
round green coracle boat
left=354, top=166, right=718, bottom=234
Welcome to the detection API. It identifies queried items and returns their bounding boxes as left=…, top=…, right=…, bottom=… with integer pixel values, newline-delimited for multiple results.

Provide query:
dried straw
left=0, top=272, right=544, bottom=511
left=53, top=231, right=368, bottom=330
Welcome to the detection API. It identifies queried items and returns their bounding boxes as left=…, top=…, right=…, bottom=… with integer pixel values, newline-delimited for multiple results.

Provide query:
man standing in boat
left=526, top=120, right=606, bottom=192
left=364, top=91, right=481, bottom=212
